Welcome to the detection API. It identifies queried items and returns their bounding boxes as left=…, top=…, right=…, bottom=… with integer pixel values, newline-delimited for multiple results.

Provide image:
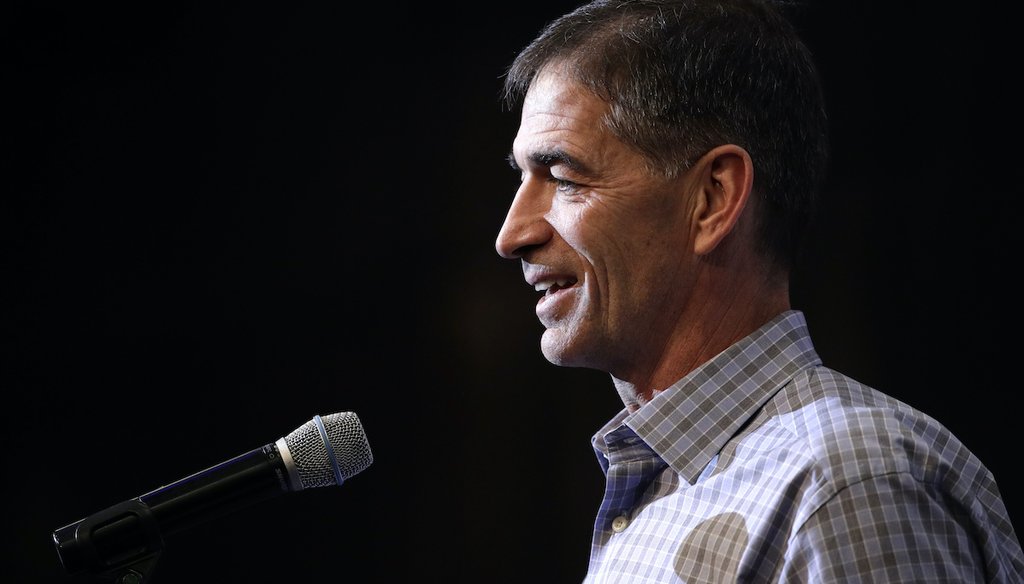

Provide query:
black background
left=6, top=2, right=1021, bottom=582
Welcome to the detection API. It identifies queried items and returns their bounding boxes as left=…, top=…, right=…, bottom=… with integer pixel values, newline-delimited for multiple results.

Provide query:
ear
left=692, top=144, right=754, bottom=256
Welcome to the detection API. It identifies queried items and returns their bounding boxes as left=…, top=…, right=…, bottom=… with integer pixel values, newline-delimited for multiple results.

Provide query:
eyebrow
left=507, top=148, right=587, bottom=174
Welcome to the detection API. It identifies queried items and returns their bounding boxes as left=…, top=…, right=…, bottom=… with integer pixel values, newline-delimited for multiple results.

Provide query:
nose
left=495, top=179, right=552, bottom=260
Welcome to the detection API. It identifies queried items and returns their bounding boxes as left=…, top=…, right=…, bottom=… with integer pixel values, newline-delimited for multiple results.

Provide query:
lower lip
left=536, top=286, right=576, bottom=321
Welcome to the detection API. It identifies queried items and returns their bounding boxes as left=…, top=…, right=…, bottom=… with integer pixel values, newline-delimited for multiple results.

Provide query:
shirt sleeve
left=780, top=472, right=989, bottom=582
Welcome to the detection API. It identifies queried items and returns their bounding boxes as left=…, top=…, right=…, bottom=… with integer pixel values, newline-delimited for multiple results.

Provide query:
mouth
left=529, top=273, right=580, bottom=324
left=533, top=277, right=579, bottom=297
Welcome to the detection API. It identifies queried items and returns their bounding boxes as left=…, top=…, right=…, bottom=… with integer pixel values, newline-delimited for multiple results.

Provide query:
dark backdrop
left=6, top=2, right=1020, bottom=582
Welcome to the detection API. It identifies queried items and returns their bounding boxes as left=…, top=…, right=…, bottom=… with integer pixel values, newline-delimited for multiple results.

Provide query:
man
left=494, top=0, right=1024, bottom=581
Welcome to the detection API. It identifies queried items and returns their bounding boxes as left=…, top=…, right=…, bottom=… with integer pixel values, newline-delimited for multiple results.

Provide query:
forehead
left=522, top=68, right=604, bottom=120
left=513, top=70, right=614, bottom=165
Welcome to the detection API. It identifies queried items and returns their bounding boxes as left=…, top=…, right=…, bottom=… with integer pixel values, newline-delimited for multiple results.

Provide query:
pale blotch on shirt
left=674, top=511, right=749, bottom=581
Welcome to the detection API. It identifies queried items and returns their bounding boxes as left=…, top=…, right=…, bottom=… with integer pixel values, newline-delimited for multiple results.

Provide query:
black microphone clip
left=52, top=498, right=164, bottom=584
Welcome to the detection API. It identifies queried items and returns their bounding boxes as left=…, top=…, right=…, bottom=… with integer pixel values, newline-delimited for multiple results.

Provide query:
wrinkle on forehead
left=515, top=69, right=621, bottom=178
left=522, top=67, right=607, bottom=129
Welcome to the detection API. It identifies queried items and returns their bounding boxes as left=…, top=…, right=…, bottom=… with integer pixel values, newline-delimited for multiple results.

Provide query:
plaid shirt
left=585, top=310, right=1024, bottom=582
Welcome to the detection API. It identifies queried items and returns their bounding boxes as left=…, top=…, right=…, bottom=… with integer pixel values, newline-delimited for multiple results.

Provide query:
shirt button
left=611, top=515, right=629, bottom=533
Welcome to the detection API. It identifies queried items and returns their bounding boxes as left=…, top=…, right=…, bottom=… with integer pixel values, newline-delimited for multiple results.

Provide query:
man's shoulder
left=756, top=366, right=987, bottom=491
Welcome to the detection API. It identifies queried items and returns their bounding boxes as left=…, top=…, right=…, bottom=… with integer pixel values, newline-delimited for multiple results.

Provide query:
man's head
left=496, top=0, right=828, bottom=392
left=503, top=0, right=829, bottom=272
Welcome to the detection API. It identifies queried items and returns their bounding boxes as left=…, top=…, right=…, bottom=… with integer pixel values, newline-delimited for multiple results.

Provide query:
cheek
left=544, top=207, right=611, bottom=307
left=548, top=195, right=688, bottom=297
left=562, top=216, right=646, bottom=319
left=600, top=220, right=695, bottom=313
left=548, top=200, right=629, bottom=260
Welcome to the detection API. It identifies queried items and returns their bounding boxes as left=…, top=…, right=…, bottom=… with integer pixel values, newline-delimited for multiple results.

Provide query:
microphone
left=52, top=411, right=373, bottom=578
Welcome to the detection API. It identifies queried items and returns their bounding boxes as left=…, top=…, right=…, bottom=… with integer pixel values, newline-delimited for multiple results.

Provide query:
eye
left=550, top=176, right=578, bottom=194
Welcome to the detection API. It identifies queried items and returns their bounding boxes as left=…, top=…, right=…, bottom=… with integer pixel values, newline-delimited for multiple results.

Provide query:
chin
left=540, top=328, right=592, bottom=368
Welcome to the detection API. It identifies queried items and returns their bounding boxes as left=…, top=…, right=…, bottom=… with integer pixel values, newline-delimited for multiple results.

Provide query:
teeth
left=534, top=278, right=573, bottom=292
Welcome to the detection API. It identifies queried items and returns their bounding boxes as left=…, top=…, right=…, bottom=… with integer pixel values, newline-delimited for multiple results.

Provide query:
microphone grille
left=284, top=411, right=373, bottom=489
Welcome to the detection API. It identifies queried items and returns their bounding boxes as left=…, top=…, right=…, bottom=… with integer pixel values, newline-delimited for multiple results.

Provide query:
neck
left=613, top=255, right=790, bottom=407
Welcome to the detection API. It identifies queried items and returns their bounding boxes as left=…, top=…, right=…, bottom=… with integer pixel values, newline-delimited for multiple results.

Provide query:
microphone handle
left=142, top=441, right=296, bottom=535
left=53, top=440, right=296, bottom=575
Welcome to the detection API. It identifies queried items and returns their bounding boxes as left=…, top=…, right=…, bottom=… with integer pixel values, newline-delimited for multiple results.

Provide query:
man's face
left=495, top=68, right=702, bottom=379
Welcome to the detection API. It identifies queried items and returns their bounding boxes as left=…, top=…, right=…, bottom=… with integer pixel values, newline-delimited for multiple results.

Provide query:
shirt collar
left=594, top=310, right=821, bottom=484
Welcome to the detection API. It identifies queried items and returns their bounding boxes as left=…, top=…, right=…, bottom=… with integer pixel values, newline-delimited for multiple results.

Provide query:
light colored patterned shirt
left=585, top=310, right=1024, bottom=583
